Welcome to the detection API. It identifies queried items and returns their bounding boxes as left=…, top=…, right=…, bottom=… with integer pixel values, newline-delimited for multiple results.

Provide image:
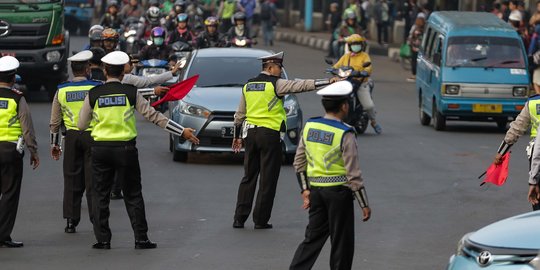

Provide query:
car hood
left=468, top=211, right=540, bottom=250
left=183, top=87, right=241, bottom=112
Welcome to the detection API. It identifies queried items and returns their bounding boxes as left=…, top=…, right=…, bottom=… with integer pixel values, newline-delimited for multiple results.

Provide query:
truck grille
left=0, top=23, right=50, bottom=49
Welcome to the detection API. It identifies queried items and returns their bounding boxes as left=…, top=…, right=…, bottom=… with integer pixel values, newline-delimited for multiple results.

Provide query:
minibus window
left=425, top=30, right=437, bottom=59
left=445, top=36, right=525, bottom=68
left=421, top=27, right=432, bottom=53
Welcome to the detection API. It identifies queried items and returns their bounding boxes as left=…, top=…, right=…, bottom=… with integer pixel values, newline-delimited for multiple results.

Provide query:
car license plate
left=221, top=127, right=234, bottom=138
left=1, top=52, right=15, bottom=57
left=472, top=104, right=502, bottom=113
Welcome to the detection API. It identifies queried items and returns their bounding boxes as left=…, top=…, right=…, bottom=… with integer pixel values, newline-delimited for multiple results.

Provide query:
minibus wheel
left=432, top=101, right=446, bottom=131
left=495, top=118, right=508, bottom=130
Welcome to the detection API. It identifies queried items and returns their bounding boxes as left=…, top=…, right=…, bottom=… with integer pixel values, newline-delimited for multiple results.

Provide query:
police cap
left=0, top=56, right=20, bottom=74
left=317, top=81, right=353, bottom=100
left=68, top=50, right=93, bottom=62
left=101, top=51, right=130, bottom=66
left=259, top=51, right=284, bottom=66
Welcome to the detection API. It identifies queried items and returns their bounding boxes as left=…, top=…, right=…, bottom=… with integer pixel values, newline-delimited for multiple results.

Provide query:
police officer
left=232, top=52, right=339, bottom=229
left=49, top=50, right=102, bottom=233
left=290, top=81, right=371, bottom=270
left=0, top=56, right=39, bottom=248
left=77, top=51, right=199, bottom=249
left=494, top=88, right=540, bottom=210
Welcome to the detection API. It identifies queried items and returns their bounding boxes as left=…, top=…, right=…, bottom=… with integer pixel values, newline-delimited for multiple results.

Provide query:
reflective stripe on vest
left=0, top=97, right=21, bottom=142
left=303, top=117, right=353, bottom=187
left=57, top=81, right=100, bottom=131
left=243, top=81, right=286, bottom=132
left=90, top=94, right=137, bottom=141
left=529, top=98, right=540, bottom=138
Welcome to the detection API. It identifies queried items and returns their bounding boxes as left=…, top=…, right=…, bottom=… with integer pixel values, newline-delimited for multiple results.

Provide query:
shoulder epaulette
left=11, top=88, right=23, bottom=95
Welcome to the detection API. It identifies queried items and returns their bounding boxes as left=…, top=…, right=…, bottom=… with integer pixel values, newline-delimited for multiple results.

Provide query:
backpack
left=260, top=3, right=271, bottom=21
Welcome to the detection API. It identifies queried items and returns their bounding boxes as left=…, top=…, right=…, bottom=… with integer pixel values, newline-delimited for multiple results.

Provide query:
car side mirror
left=324, top=58, right=334, bottom=65
left=363, top=61, right=372, bottom=68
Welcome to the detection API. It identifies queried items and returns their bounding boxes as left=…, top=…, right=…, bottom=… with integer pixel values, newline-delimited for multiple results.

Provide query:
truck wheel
left=419, top=95, right=431, bottom=126
left=432, top=101, right=446, bottom=131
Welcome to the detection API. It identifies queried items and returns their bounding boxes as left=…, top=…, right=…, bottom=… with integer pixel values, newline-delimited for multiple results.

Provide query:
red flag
left=151, top=75, right=199, bottom=107
left=480, top=152, right=511, bottom=186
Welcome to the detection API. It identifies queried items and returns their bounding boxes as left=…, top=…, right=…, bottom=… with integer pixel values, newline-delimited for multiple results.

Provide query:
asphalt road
left=0, top=36, right=533, bottom=270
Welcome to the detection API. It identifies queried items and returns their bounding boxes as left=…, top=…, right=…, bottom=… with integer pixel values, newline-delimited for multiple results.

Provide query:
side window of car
left=432, top=36, right=444, bottom=66
left=426, top=31, right=438, bottom=62
left=421, top=27, right=432, bottom=54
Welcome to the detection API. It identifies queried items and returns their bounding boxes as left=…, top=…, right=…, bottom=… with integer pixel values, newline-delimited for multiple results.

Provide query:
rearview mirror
left=362, top=62, right=372, bottom=68
left=324, top=58, right=334, bottom=65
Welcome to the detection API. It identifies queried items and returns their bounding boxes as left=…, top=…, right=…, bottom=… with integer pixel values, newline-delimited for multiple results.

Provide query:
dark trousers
left=411, top=50, right=418, bottom=76
left=234, top=127, right=282, bottom=225
left=290, top=186, right=355, bottom=270
left=0, top=143, right=23, bottom=241
left=528, top=144, right=540, bottom=211
left=91, top=145, right=148, bottom=242
left=63, top=130, right=93, bottom=223
left=377, top=21, right=389, bottom=44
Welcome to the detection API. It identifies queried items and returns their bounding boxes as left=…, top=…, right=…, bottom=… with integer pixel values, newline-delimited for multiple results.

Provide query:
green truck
left=0, top=0, right=69, bottom=100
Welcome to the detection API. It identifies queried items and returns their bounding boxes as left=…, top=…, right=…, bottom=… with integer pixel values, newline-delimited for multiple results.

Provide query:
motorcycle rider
left=140, top=27, right=173, bottom=60
left=165, top=0, right=187, bottom=31
left=167, top=13, right=196, bottom=45
left=83, top=25, right=104, bottom=50
left=101, top=28, right=120, bottom=54
left=226, top=12, right=254, bottom=47
left=333, top=34, right=382, bottom=134
left=138, top=6, right=166, bottom=40
left=119, top=0, right=145, bottom=22
left=196, top=17, right=226, bottom=49
left=100, top=0, right=123, bottom=30
left=333, top=10, right=364, bottom=58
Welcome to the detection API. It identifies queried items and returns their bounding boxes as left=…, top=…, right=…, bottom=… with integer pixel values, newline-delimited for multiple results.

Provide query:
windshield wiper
left=199, top=83, right=245, bottom=87
left=485, top=60, right=520, bottom=69
left=470, top=57, right=487, bottom=62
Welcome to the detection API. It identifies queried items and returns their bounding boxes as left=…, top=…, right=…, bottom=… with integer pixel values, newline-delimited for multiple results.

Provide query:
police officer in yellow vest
left=290, top=81, right=371, bottom=270
left=0, top=56, right=39, bottom=248
left=49, top=50, right=102, bottom=233
left=232, top=52, right=339, bottom=229
left=494, top=90, right=540, bottom=210
left=77, top=51, right=199, bottom=249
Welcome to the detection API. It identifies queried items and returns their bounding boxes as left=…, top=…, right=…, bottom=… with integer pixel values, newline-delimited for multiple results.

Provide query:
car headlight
left=444, top=84, right=460, bottom=95
left=513, top=86, right=528, bottom=97
left=455, top=233, right=471, bottom=256
left=45, top=51, right=61, bottom=62
left=178, top=100, right=210, bottom=118
left=284, top=98, right=299, bottom=116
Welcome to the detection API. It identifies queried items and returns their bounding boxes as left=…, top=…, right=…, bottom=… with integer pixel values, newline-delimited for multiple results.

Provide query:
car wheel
left=419, top=94, right=431, bottom=126
left=432, top=100, right=446, bottom=131
left=173, top=150, right=188, bottom=162
left=283, top=153, right=295, bottom=165
left=169, top=134, right=173, bottom=153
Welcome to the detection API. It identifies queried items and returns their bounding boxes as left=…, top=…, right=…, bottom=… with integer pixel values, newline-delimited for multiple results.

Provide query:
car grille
left=461, top=239, right=537, bottom=267
left=197, top=111, right=235, bottom=147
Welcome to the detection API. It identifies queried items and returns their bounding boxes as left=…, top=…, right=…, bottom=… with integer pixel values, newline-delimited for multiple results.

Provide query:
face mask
left=351, top=44, right=362, bottom=53
left=153, top=37, right=164, bottom=46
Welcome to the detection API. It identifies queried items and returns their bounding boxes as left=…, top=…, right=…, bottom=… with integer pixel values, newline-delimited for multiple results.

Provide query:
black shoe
left=92, top=242, right=111, bottom=249
left=232, top=220, right=244, bottom=229
left=110, top=192, right=123, bottom=200
left=65, top=219, right=76, bottom=233
left=135, top=240, right=157, bottom=249
left=254, top=223, right=273, bottom=229
left=0, top=240, right=23, bottom=248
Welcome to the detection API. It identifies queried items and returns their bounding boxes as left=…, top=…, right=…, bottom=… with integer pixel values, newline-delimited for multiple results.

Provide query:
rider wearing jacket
left=167, top=13, right=196, bottom=45
left=333, top=11, right=364, bottom=58
left=140, top=27, right=173, bottom=60
left=138, top=7, right=166, bottom=40
left=226, top=12, right=253, bottom=47
left=196, top=17, right=226, bottom=49
left=333, top=34, right=382, bottom=134
left=100, top=0, right=123, bottom=30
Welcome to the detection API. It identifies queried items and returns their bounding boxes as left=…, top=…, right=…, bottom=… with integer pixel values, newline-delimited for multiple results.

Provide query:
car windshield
left=445, top=36, right=525, bottom=68
left=188, top=57, right=274, bottom=87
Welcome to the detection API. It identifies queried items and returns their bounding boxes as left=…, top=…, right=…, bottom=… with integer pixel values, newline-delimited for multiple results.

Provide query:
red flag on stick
left=151, top=75, right=199, bottom=107
left=479, top=152, right=511, bottom=186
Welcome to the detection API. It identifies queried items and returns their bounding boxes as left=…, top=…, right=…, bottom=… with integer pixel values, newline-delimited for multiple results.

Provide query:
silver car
left=447, top=211, right=540, bottom=270
left=168, top=48, right=303, bottom=162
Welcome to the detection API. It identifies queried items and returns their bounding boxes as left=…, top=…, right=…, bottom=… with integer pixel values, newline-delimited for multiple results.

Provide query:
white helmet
left=509, top=10, right=522, bottom=22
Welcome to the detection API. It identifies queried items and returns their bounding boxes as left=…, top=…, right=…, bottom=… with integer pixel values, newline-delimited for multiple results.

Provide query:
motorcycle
left=170, top=40, right=193, bottom=59
left=325, top=60, right=373, bottom=134
left=122, top=17, right=143, bottom=55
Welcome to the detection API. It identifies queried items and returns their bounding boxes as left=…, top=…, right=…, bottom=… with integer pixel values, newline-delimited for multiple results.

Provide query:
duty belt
left=308, top=176, right=348, bottom=187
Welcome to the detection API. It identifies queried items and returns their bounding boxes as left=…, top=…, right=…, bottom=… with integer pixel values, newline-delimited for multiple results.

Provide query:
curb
left=274, top=29, right=397, bottom=57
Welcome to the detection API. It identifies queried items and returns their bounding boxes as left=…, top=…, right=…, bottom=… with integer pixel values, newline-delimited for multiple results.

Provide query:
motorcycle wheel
left=354, top=113, right=369, bottom=134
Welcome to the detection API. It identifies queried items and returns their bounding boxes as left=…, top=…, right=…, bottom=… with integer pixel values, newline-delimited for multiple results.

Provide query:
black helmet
left=146, top=6, right=161, bottom=24
left=233, top=12, right=247, bottom=24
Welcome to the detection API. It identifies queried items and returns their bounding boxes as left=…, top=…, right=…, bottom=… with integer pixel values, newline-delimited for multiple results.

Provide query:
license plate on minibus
left=472, top=104, right=502, bottom=113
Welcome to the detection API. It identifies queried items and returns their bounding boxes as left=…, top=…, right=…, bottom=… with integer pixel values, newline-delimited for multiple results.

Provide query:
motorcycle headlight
left=45, top=51, right=61, bottom=62
left=513, top=86, right=528, bottom=97
left=338, top=69, right=352, bottom=78
left=444, top=84, right=460, bottom=95
left=284, top=98, right=299, bottom=116
left=178, top=101, right=211, bottom=118
left=127, top=36, right=135, bottom=43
